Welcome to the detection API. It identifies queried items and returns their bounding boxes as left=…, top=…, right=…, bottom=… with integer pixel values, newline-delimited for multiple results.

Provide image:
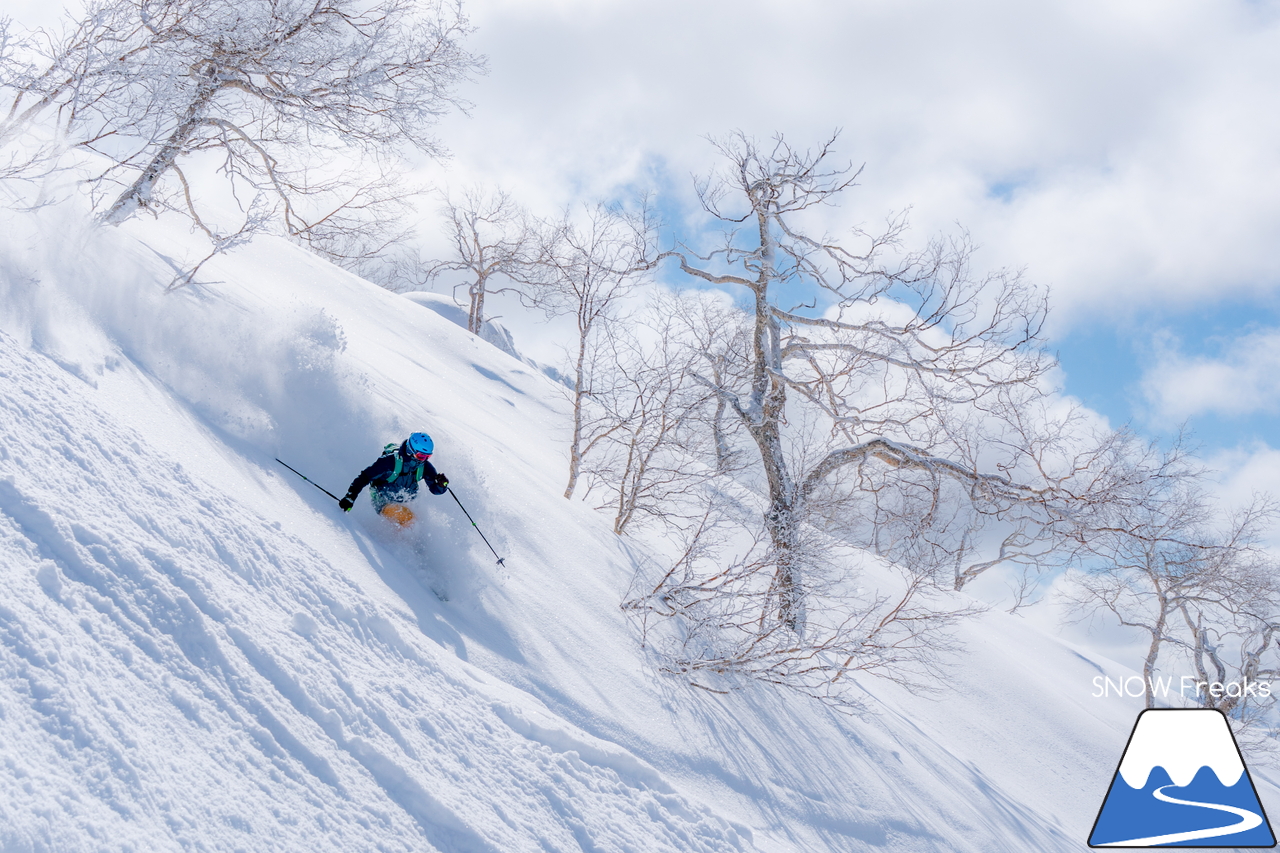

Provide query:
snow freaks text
left=1092, top=676, right=1273, bottom=701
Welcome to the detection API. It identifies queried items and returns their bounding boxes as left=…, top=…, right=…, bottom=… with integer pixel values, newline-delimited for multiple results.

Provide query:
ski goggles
left=412, top=451, right=432, bottom=461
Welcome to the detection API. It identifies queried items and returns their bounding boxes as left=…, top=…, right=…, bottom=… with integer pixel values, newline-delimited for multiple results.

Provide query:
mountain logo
left=1089, top=708, right=1275, bottom=847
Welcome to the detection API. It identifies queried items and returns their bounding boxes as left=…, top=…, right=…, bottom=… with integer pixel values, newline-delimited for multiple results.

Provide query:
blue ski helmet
left=407, top=432, right=434, bottom=458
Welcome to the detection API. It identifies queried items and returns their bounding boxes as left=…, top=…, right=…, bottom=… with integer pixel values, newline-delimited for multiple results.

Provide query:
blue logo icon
left=1090, top=708, right=1275, bottom=847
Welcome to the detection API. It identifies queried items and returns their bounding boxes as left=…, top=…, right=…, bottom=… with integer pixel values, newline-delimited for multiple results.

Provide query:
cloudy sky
left=11, top=0, right=1279, bottom=491
left=410, top=0, right=1280, bottom=491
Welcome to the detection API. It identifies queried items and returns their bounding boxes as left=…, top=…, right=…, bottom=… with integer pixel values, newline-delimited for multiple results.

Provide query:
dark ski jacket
left=347, top=441, right=447, bottom=503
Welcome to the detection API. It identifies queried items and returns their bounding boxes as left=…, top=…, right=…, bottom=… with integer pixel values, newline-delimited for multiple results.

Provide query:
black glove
left=339, top=494, right=355, bottom=512
left=429, top=472, right=449, bottom=495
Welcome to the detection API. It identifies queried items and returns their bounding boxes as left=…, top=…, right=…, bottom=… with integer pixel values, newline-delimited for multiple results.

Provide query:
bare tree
left=616, top=131, right=1166, bottom=703
left=2, top=0, right=482, bottom=263
left=532, top=202, right=655, bottom=499
left=1181, top=545, right=1280, bottom=740
left=643, top=131, right=1110, bottom=631
left=582, top=290, right=749, bottom=535
left=0, top=18, right=63, bottom=191
left=1065, top=458, right=1280, bottom=716
left=430, top=185, right=534, bottom=333
left=671, top=290, right=753, bottom=477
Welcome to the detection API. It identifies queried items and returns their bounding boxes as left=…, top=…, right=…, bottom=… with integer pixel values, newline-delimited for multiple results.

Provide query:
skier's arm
left=340, top=455, right=396, bottom=510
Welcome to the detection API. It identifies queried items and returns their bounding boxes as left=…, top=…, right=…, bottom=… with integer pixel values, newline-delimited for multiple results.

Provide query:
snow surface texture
left=1, top=201, right=1275, bottom=851
left=400, top=292, right=522, bottom=362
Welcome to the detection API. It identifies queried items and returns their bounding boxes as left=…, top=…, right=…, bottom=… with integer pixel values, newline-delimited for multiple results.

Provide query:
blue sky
left=1060, top=298, right=1280, bottom=446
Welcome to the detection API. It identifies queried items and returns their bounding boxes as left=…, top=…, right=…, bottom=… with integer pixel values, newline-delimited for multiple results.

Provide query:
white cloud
left=1208, top=443, right=1280, bottom=498
left=13, top=1, right=1280, bottom=336
left=1142, top=329, right=1280, bottom=422
left=1201, top=443, right=1280, bottom=549
left=409, top=0, right=1280, bottom=333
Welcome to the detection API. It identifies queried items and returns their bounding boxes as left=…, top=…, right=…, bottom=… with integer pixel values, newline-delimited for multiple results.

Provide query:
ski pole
left=448, top=487, right=506, bottom=566
left=275, top=458, right=342, bottom=503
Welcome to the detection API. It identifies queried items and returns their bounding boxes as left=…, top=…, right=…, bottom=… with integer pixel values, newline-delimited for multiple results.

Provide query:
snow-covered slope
left=1, top=202, right=1272, bottom=851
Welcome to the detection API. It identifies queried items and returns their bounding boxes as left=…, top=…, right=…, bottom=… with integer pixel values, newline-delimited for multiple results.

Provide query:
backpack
left=379, top=442, right=426, bottom=485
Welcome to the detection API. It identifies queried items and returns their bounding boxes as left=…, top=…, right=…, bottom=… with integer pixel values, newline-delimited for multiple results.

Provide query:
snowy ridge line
left=0, top=329, right=752, bottom=852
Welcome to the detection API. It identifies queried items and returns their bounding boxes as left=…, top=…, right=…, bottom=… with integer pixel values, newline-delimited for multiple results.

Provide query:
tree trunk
left=564, top=315, right=589, bottom=498
left=613, top=437, right=640, bottom=534
left=742, top=206, right=803, bottom=629
left=1142, top=608, right=1166, bottom=709
left=103, top=80, right=219, bottom=225
left=468, top=274, right=486, bottom=335
left=767, top=499, right=802, bottom=630
left=710, top=362, right=733, bottom=474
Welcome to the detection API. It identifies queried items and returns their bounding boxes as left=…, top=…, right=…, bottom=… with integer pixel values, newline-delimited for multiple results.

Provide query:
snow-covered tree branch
left=2, top=0, right=482, bottom=264
left=621, top=131, right=1186, bottom=703
left=1064, top=454, right=1280, bottom=723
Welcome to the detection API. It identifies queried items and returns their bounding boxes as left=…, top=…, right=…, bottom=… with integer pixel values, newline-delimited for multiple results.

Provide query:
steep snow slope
left=1, top=202, right=1274, bottom=851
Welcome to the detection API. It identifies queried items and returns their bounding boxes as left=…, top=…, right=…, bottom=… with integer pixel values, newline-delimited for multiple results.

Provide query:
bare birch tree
left=431, top=185, right=534, bottom=334
left=1065, top=458, right=1280, bottom=716
left=582, top=290, right=749, bottom=535
left=644, top=132, right=1074, bottom=628
left=620, top=131, right=1159, bottom=701
left=532, top=202, right=654, bottom=499
left=2, top=0, right=481, bottom=262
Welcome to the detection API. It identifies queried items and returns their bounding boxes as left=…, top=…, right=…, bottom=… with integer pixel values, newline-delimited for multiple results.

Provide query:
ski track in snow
left=0, top=332, right=748, bottom=852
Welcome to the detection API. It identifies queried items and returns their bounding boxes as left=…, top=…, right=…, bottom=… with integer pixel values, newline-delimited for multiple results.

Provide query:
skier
left=338, top=432, right=449, bottom=526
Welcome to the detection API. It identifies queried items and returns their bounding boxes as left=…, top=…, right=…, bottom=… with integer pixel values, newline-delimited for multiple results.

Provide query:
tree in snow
left=0, top=19, right=65, bottom=192
left=624, top=132, right=1160, bottom=700
left=580, top=290, right=750, bottom=536
left=530, top=201, right=656, bottom=500
left=1, top=0, right=482, bottom=265
left=429, top=185, right=535, bottom=334
left=1065, top=450, right=1280, bottom=719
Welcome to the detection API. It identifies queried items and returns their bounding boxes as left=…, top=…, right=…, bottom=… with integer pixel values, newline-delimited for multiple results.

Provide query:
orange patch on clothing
left=379, top=504, right=415, bottom=527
